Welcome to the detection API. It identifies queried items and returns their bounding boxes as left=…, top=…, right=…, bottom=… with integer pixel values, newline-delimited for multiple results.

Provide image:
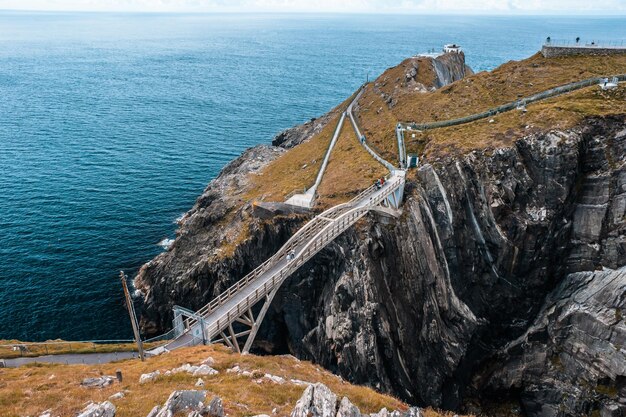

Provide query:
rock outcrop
left=135, top=47, right=626, bottom=416
left=76, top=401, right=116, bottom=417
left=373, top=51, right=472, bottom=108
left=291, top=383, right=422, bottom=417
left=479, top=266, right=626, bottom=416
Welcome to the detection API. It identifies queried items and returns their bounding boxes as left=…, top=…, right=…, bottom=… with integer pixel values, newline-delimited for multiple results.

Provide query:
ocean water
left=0, top=12, right=624, bottom=341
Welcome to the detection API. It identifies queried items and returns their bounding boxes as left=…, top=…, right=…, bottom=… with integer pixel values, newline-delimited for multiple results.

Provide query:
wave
left=158, top=238, right=175, bottom=250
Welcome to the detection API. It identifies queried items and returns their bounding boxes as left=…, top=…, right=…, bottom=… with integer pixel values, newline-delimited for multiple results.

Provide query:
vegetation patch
left=0, top=344, right=465, bottom=417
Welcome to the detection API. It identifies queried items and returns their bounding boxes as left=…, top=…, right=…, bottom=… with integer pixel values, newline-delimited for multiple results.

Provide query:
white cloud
left=0, top=0, right=625, bottom=13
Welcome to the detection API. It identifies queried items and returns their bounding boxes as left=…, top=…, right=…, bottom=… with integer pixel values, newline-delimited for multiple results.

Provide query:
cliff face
left=370, top=52, right=472, bottom=109
left=136, top=51, right=626, bottom=417
left=257, top=116, right=626, bottom=416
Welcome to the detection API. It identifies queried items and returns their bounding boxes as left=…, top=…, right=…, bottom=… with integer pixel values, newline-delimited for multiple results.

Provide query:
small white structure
left=285, top=189, right=315, bottom=208
left=599, top=77, right=619, bottom=90
left=444, top=43, right=462, bottom=53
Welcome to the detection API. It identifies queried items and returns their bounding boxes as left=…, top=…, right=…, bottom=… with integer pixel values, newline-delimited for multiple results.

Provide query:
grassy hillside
left=0, top=344, right=464, bottom=417
left=356, top=52, right=626, bottom=158
left=246, top=52, right=625, bottom=208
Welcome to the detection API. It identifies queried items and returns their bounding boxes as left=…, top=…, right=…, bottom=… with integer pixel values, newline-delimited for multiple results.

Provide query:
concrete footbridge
left=147, top=82, right=410, bottom=354
left=153, top=171, right=405, bottom=354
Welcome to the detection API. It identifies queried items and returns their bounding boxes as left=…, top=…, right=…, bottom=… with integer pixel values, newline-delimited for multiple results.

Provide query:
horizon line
left=2, top=8, right=626, bottom=16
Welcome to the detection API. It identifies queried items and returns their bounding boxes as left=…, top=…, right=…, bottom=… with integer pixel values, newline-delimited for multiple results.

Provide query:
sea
left=0, top=12, right=624, bottom=341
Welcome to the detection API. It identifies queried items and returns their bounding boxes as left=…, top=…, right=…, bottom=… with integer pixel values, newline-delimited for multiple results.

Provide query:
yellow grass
left=409, top=84, right=626, bottom=157
left=316, top=121, right=387, bottom=207
left=244, top=95, right=354, bottom=204
left=356, top=52, right=626, bottom=158
left=0, top=344, right=468, bottom=417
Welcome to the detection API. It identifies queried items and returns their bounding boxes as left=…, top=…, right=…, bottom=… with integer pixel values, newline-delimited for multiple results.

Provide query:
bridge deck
left=159, top=173, right=404, bottom=352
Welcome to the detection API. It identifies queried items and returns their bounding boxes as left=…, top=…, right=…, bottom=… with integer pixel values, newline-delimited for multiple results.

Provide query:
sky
left=1, top=0, right=626, bottom=14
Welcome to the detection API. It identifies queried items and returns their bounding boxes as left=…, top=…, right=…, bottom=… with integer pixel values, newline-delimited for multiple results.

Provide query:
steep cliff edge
left=136, top=51, right=626, bottom=416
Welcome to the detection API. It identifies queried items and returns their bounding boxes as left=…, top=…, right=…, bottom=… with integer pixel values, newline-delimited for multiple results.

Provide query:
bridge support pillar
left=172, top=307, right=185, bottom=338
left=385, top=170, right=406, bottom=209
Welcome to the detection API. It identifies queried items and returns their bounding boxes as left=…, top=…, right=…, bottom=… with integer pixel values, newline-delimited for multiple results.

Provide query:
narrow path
left=3, top=351, right=138, bottom=367
left=401, top=74, right=625, bottom=131
left=347, top=87, right=397, bottom=171
left=286, top=111, right=347, bottom=208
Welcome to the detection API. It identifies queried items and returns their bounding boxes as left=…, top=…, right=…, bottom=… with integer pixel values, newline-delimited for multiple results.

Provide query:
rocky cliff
left=135, top=51, right=626, bottom=417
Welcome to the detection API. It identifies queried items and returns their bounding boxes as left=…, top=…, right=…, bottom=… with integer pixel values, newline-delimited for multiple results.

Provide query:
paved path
left=4, top=351, right=138, bottom=367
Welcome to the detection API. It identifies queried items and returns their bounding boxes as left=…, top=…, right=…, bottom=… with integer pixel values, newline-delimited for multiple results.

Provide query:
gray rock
left=139, top=370, right=160, bottom=384
left=399, top=408, right=422, bottom=417
left=76, top=401, right=116, bottom=417
left=192, top=365, right=218, bottom=377
left=109, top=392, right=125, bottom=400
left=80, top=376, right=115, bottom=388
left=484, top=266, right=626, bottom=416
left=206, top=396, right=224, bottom=417
left=154, top=391, right=207, bottom=417
left=291, top=383, right=338, bottom=417
left=336, top=397, right=361, bottom=417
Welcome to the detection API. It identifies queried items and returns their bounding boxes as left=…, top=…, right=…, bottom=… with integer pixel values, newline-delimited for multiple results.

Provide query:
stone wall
left=542, top=45, right=626, bottom=58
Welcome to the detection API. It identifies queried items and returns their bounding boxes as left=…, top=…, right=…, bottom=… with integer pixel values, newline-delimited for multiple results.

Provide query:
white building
left=443, top=44, right=462, bottom=53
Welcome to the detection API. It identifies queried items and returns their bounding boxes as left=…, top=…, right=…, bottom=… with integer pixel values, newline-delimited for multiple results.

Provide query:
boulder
left=139, top=370, right=160, bottom=384
left=76, top=401, right=116, bottom=417
left=263, top=373, right=285, bottom=384
left=201, top=357, right=215, bottom=366
left=81, top=376, right=115, bottom=388
left=195, top=378, right=205, bottom=387
left=207, top=396, right=224, bottom=417
left=192, top=365, right=218, bottom=377
left=336, top=397, right=360, bottom=417
left=291, top=383, right=338, bottom=417
left=154, top=391, right=207, bottom=417
left=109, top=392, right=125, bottom=400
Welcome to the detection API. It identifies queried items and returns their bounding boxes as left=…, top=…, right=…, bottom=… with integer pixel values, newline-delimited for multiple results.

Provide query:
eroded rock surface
left=480, top=266, right=626, bottom=416
left=291, top=383, right=422, bottom=417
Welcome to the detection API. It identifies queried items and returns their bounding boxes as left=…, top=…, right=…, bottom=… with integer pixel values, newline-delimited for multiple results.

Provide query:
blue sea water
left=0, top=12, right=624, bottom=341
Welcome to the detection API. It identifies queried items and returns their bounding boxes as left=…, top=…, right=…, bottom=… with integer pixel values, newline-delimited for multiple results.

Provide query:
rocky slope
left=135, top=51, right=626, bottom=417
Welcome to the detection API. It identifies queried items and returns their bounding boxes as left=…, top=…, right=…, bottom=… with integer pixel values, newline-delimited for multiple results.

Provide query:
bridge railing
left=347, top=87, right=397, bottom=171
left=200, top=177, right=405, bottom=342
left=183, top=195, right=370, bottom=331
left=406, top=74, right=626, bottom=131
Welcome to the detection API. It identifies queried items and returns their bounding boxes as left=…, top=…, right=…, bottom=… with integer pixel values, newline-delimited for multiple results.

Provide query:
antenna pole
left=120, top=271, right=145, bottom=361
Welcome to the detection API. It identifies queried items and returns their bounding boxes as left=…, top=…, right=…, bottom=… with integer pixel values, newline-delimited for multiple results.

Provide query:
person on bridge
left=287, top=249, right=296, bottom=261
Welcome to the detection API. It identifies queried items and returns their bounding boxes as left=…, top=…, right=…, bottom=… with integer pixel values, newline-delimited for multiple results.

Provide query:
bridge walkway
left=153, top=171, right=405, bottom=354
